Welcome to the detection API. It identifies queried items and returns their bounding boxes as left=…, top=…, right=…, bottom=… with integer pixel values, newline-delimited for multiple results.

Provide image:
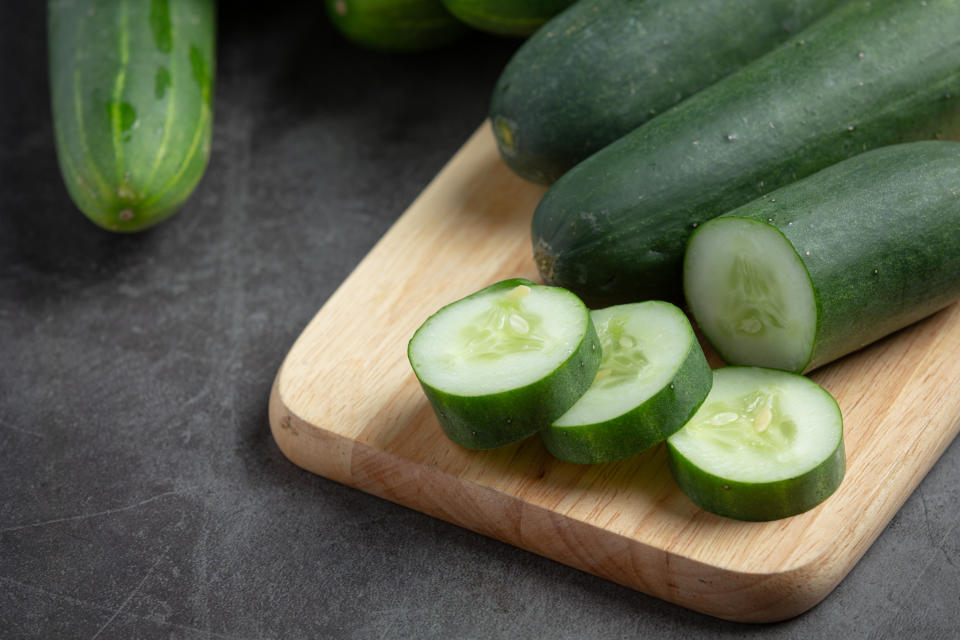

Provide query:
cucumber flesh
left=667, top=367, right=844, bottom=521
left=542, top=302, right=712, bottom=463
left=684, top=218, right=816, bottom=372
left=412, top=283, right=587, bottom=395
left=409, top=279, right=601, bottom=449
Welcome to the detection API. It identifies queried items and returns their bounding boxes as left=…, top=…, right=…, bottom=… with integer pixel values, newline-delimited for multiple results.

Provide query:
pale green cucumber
left=540, top=301, right=712, bottom=464
left=48, top=0, right=216, bottom=232
left=667, top=367, right=844, bottom=522
left=684, top=141, right=960, bottom=373
left=408, top=279, right=601, bottom=450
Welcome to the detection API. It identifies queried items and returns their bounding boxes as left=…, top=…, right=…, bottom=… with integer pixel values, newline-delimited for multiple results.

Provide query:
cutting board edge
left=269, top=361, right=860, bottom=624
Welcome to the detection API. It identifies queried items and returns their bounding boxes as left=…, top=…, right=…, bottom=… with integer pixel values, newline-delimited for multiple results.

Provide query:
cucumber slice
left=408, top=278, right=601, bottom=450
left=684, top=218, right=816, bottom=373
left=667, top=367, right=844, bottom=521
left=540, top=301, right=712, bottom=464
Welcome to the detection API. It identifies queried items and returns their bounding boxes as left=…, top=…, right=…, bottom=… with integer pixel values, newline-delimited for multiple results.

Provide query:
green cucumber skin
left=409, top=279, right=602, bottom=450
left=667, top=434, right=845, bottom=522
left=490, top=0, right=843, bottom=184
left=532, top=0, right=960, bottom=305
left=697, top=141, right=960, bottom=373
left=326, top=0, right=468, bottom=53
left=442, top=0, right=575, bottom=38
left=540, top=324, right=712, bottom=464
left=667, top=367, right=845, bottom=522
left=48, top=0, right=215, bottom=232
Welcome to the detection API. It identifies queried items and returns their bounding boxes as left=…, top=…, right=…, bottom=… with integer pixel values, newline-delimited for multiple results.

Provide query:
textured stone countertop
left=2, top=3, right=957, bottom=638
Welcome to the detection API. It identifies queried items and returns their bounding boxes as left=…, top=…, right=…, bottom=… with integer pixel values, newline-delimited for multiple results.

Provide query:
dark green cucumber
left=408, top=279, right=601, bottom=450
left=685, top=141, right=960, bottom=374
left=441, top=0, right=575, bottom=38
left=490, top=0, right=844, bottom=184
left=540, top=301, right=712, bottom=464
left=326, top=0, right=468, bottom=53
left=532, top=0, right=960, bottom=304
left=48, top=0, right=215, bottom=232
left=667, top=367, right=845, bottom=522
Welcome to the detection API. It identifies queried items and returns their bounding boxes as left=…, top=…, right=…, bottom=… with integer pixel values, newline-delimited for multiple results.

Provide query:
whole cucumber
left=48, top=0, right=216, bottom=232
left=490, top=0, right=845, bottom=184
left=442, top=0, right=576, bottom=38
left=532, top=0, right=960, bottom=304
left=326, top=0, right=468, bottom=53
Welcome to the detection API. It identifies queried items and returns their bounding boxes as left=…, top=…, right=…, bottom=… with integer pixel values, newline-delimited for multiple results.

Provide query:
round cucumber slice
left=541, top=301, right=712, bottom=464
left=408, top=278, right=601, bottom=450
left=684, top=217, right=817, bottom=373
left=667, top=367, right=844, bottom=521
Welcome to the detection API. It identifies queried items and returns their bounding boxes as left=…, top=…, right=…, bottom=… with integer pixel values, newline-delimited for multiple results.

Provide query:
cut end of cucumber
left=684, top=217, right=816, bottom=373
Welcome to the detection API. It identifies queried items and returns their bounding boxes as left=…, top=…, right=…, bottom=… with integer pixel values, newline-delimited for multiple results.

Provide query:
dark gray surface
left=2, top=3, right=958, bottom=638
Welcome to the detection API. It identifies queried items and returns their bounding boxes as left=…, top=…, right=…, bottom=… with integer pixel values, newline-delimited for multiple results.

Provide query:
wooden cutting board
left=268, top=123, right=960, bottom=623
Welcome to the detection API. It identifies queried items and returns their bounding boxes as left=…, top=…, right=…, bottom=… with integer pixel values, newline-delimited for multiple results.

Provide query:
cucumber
left=667, top=367, right=845, bottom=522
left=326, top=0, right=468, bottom=53
left=441, top=0, right=575, bottom=38
left=408, top=279, right=601, bottom=450
left=48, top=0, right=216, bottom=232
left=490, top=0, right=844, bottom=184
left=685, top=141, right=960, bottom=374
left=532, top=0, right=960, bottom=304
left=540, top=301, right=712, bottom=464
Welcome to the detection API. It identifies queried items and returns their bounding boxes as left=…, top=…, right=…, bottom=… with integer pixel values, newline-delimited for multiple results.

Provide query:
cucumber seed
left=509, top=314, right=530, bottom=334
left=754, top=407, right=773, bottom=433
left=708, top=411, right=740, bottom=426
left=506, top=284, right=531, bottom=300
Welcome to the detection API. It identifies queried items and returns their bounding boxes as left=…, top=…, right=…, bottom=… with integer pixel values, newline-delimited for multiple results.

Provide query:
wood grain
left=268, top=123, right=960, bottom=622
